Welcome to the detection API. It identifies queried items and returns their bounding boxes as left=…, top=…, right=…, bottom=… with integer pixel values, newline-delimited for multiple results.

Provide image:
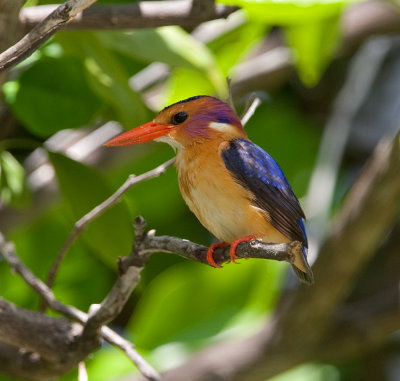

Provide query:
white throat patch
left=154, top=135, right=184, bottom=152
left=209, top=122, right=235, bottom=134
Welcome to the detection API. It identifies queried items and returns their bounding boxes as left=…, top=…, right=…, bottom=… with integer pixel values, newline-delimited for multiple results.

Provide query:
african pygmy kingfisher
left=105, top=96, right=314, bottom=284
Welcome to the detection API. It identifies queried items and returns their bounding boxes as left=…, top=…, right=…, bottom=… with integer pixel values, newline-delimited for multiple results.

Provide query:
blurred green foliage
left=0, top=0, right=357, bottom=379
left=219, top=0, right=353, bottom=85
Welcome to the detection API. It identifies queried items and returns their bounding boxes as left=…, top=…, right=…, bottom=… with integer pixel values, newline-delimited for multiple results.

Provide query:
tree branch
left=0, top=0, right=24, bottom=84
left=80, top=214, right=297, bottom=341
left=122, top=228, right=297, bottom=270
left=0, top=0, right=98, bottom=73
left=0, top=299, right=99, bottom=381
left=19, top=1, right=237, bottom=32
left=0, top=298, right=86, bottom=362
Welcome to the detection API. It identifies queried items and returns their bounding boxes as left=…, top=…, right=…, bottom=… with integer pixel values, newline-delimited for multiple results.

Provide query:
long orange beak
left=104, top=121, right=174, bottom=146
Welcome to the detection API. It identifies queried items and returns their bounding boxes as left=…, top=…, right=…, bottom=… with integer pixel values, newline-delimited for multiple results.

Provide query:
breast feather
left=176, top=141, right=287, bottom=243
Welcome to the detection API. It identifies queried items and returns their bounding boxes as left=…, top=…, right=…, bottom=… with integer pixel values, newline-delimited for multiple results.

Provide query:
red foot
left=206, top=242, right=229, bottom=268
left=229, top=235, right=256, bottom=263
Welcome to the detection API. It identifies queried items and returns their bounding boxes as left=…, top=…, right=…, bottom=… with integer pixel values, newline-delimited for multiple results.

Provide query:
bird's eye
left=171, top=111, right=188, bottom=125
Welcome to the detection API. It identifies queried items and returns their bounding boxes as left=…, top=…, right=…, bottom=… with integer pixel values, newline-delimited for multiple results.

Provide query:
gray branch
left=0, top=0, right=98, bottom=72
left=19, top=1, right=237, bottom=32
left=0, top=298, right=99, bottom=381
left=83, top=215, right=297, bottom=342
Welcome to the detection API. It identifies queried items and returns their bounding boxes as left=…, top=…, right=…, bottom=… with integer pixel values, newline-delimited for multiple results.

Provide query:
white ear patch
left=154, top=136, right=184, bottom=151
left=209, top=122, right=235, bottom=134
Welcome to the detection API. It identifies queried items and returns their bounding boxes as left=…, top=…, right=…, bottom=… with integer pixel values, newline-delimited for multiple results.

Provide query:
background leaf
left=49, top=151, right=134, bottom=266
left=218, top=0, right=347, bottom=85
left=0, top=151, right=27, bottom=206
left=99, top=27, right=227, bottom=97
left=57, top=31, right=150, bottom=127
left=7, top=57, right=102, bottom=137
left=285, top=16, right=341, bottom=85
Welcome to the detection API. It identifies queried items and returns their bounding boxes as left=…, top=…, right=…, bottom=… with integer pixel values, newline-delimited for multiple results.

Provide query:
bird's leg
left=206, top=242, right=229, bottom=268
left=229, top=235, right=256, bottom=263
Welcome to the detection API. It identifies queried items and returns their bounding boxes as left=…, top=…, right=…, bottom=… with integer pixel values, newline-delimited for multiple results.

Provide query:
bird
left=105, top=95, right=314, bottom=284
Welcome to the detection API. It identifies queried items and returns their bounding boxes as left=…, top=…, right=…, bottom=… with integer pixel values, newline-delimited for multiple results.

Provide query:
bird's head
left=104, top=96, right=246, bottom=150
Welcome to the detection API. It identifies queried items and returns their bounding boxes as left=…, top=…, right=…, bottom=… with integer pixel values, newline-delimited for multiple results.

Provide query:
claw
left=229, top=235, right=256, bottom=263
left=206, top=242, right=228, bottom=268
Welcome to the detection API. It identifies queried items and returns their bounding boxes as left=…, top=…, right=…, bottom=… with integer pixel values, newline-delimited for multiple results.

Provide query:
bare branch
left=125, top=231, right=297, bottom=269
left=0, top=298, right=88, bottom=363
left=0, top=0, right=98, bottom=73
left=81, top=214, right=296, bottom=339
left=0, top=341, right=62, bottom=381
left=0, top=0, right=24, bottom=84
left=19, top=1, right=237, bottom=32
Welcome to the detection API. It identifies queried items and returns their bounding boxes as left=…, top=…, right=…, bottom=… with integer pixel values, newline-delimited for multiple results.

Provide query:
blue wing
left=221, top=138, right=308, bottom=248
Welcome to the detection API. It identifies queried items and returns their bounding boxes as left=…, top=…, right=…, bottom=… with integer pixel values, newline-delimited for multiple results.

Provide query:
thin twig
left=0, top=230, right=161, bottom=381
left=44, top=158, right=175, bottom=296
left=226, top=77, right=235, bottom=110
left=78, top=362, right=88, bottom=381
left=240, top=93, right=262, bottom=126
left=0, top=0, right=98, bottom=72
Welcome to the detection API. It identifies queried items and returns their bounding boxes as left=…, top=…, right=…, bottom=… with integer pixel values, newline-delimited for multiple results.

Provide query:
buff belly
left=177, top=155, right=288, bottom=244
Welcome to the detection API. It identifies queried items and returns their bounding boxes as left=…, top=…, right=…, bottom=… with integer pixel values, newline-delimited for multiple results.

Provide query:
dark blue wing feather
left=221, top=138, right=307, bottom=247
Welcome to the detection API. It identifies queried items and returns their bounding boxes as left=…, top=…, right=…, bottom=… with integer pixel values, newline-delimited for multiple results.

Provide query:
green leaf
left=0, top=151, right=27, bottom=205
left=48, top=152, right=134, bottom=267
left=270, top=363, right=340, bottom=381
left=218, top=0, right=347, bottom=84
left=8, top=57, right=102, bottom=137
left=57, top=31, right=150, bottom=127
left=99, top=27, right=227, bottom=97
left=285, top=16, right=340, bottom=85
left=208, top=18, right=268, bottom=76
left=218, top=0, right=347, bottom=24
left=100, top=27, right=211, bottom=70
left=164, top=68, right=218, bottom=105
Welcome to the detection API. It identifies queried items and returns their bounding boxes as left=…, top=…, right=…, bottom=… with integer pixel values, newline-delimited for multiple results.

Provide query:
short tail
left=292, top=264, right=314, bottom=285
left=292, top=246, right=314, bottom=285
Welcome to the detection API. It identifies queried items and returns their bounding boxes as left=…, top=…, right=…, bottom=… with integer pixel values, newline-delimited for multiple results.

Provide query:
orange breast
left=175, top=140, right=289, bottom=244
